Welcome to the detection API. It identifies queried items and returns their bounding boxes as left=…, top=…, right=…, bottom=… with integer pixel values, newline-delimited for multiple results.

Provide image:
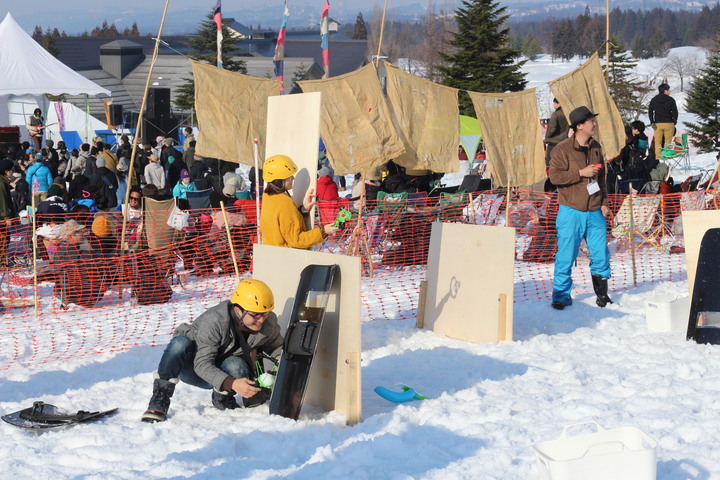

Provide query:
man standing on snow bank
left=648, top=83, right=678, bottom=160
left=548, top=106, right=612, bottom=311
left=141, top=279, right=283, bottom=422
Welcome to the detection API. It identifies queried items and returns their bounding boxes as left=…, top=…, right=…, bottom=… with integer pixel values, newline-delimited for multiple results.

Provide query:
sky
left=2, top=49, right=720, bottom=479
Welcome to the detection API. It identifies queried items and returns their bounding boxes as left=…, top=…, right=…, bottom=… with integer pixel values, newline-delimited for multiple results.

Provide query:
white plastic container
left=533, top=421, right=657, bottom=480
left=644, top=295, right=690, bottom=332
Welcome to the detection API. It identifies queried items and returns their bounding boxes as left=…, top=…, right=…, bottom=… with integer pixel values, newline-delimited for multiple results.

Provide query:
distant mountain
left=12, top=0, right=720, bottom=36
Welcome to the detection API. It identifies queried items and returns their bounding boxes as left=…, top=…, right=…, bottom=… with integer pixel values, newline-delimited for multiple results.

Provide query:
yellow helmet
left=230, top=279, right=274, bottom=312
left=263, top=154, right=298, bottom=182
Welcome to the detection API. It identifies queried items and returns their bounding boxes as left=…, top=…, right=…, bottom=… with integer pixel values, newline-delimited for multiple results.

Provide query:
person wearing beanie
left=89, top=214, right=118, bottom=256
left=172, top=168, right=197, bottom=200
left=144, top=154, right=166, bottom=190
left=0, top=158, right=18, bottom=268
left=91, top=156, right=119, bottom=209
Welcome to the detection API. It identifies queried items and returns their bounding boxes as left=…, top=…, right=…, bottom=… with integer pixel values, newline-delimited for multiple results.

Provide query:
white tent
left=0, top=12, right=110, bottom=97
left=0, top=12, right=110, bottom=143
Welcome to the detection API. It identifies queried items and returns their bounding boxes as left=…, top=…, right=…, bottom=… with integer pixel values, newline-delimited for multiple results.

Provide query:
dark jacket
left=91, top=167, right=119, bottom=208
left=0, top=176, right=17, bottom=219
left=172, top=300, right=283, bottom=390
left=648, top=94, right=678, bottom=124
left=548, top=135, right=607, bottom=212
left=544, top=107, right=570, bottom=145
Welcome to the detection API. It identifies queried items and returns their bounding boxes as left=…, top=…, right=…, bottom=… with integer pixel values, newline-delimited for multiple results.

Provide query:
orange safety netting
left=1, top=188, right=715, bottom=371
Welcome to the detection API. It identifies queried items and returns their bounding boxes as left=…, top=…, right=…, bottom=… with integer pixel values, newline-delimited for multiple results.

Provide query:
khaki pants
left=653, top=122, right=676, bottom=159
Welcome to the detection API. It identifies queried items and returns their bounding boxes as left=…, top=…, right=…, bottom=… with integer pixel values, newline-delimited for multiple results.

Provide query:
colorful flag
left=273, top=0, right=290, bottom=93
left=320, top=0, right=329, bottom=79
left=54, top=102, right=65, bottom=131
left=213, top=0, right=223, bottom=69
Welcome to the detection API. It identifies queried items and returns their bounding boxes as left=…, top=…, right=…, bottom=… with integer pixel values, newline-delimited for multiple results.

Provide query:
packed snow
left=2, top=49, right=719, bottom=479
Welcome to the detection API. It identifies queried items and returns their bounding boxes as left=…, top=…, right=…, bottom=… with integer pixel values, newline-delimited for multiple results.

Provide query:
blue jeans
left=552, top=205, right=611, bottom=304
left=157, top=335, right=250, bottom=389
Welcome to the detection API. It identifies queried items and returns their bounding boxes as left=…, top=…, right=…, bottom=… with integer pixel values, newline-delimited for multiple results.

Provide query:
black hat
left=0, top=159, right=14, bottom=174
left=569, top=106, right=598, bottom=128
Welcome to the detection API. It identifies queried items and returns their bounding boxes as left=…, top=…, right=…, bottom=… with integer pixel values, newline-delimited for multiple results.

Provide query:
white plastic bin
left=645, top=295, right=690, bottom=332
left=533, top=421, right=657, bottom=480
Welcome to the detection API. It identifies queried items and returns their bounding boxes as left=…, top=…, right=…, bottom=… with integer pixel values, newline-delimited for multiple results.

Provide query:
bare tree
left=415, top=0, right=456, bottom=82
left=664, top=51, right=706, bottom=91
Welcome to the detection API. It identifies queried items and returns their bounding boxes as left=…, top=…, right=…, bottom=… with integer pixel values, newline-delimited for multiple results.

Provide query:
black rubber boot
left=591, top=274, right=613, bottom=308
left=141, top=374, right=178, bottom=423
left=211, top=388, right=241, bottom=410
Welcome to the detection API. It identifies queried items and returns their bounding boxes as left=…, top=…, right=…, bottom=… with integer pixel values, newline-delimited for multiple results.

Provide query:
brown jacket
left=549, top=135, right=607, bottom=212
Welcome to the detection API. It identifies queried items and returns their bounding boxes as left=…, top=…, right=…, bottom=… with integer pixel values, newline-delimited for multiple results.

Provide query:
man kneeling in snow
left=142, top=279, right=283, bottom=422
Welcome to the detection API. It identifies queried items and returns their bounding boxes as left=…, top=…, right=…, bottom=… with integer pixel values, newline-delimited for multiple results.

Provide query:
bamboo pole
left=31, top=195, right=38, bottom=316
left=119, top=0, right=172, bottom=254
left=253, top=138, right=262, bottom=244
left=605, top=0, right=610, bottom=84
left=374, top=0, right=390, bottom=68
left=220, top=201, right=241, bottom=282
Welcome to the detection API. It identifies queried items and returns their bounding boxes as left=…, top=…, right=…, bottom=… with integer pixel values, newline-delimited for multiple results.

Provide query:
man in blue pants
left=548, top=106, right=613, bottom=310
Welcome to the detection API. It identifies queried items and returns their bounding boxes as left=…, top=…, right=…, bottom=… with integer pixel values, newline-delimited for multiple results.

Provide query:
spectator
left=91, top=157, right=119, bottom=209
left=172, top=169, right=197, bottom=199
left=648, top=83, right=678, bottom=160
left=144, top=154, right=165, bottom=191
left=25, top=152, right=53, bottom=204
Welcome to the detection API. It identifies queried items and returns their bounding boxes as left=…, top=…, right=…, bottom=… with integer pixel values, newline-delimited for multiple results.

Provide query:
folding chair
left=186, top=188, right=213, bottom=212
left=660, top=133, right=690, bottom=172
left=611, top=194, right=662, bottom=250
left=437, top=190, right=468, bottom=222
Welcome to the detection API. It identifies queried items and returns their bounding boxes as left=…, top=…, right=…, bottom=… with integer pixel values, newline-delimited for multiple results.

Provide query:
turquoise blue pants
left=552, top=205, right=611, bottom=304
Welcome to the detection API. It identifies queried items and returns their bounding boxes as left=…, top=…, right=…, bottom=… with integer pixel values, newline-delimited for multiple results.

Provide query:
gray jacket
left=173, top=300, right=283, bottom=390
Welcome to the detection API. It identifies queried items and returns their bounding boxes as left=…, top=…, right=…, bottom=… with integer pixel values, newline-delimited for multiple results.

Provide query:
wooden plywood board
left=253, top=244, right=362, bottom=425
left=423, top=222, right=515, bottom=343
left=682, top=210, right=720, bottom=298
left=266, top=92, right=321, bottom=220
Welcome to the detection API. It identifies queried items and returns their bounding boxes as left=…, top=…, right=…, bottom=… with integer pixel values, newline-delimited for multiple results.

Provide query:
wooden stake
left=31, top=194, right=38, bottom=317
left=628, top=187, right=637, bottom=287
left=220, top=201, right=241, bottom=282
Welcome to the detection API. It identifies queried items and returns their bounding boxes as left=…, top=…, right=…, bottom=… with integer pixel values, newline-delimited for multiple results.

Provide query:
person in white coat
left=143, top=154, right=165, bottom=191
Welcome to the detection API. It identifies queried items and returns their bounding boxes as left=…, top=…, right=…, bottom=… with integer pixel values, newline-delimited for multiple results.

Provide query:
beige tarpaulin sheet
left=384, top=62, right=460, bottom=173
left=298, top=64, right=405, bottom=176
left=547, top=52, right=625, bottom=161
left=469, top=89, right=546, bottom=187
left=192, top=60, right=281, bottom=164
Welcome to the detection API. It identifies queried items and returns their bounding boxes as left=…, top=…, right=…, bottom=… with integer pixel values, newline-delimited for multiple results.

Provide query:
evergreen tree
left=174, top=9, right=247, bottom=111
left=40, top=27, right=59, bottom=57
left=438, top=0, right=527, bottom=115
left=32, top=25, right=43, bottom=41
left=685, top=37, right=720, bottom=152
left=290, top=63, right=309, bottom=94
left=601, top=37, right=651, bottom=122
left=522, top=30, right=541, bottom=61
left=551, top=19, right=575, bottom=61
left=353, top=12, right=368, bottom=40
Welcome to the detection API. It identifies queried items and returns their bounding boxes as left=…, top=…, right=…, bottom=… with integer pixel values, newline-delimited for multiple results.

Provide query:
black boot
left=591, top=274, right=613, bottom=308
left=141, top=374, right=178, bottom=423
left=211, top=388, right=241, bottom=410
left=243, top=387, right=271, bottom=408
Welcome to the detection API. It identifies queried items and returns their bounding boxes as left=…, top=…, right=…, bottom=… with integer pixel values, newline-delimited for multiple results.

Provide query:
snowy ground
left=2, top=50, right=719, bottom=479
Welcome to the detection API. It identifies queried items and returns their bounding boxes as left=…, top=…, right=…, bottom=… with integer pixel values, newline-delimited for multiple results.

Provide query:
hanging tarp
left=384, top=62, right=460, bottom=173
left=469, top=89, right=546, bottom=187
left=0, top=13, right=110, bottom=97
left=298, top=64, right=405, bottom=176
left=192, top=60, right=281, bottom=164
left=547, top=52, right=626, bottom=161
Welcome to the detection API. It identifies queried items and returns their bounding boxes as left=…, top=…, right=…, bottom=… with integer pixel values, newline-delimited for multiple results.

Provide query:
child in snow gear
left=141, top=279, right=283, bottom=422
